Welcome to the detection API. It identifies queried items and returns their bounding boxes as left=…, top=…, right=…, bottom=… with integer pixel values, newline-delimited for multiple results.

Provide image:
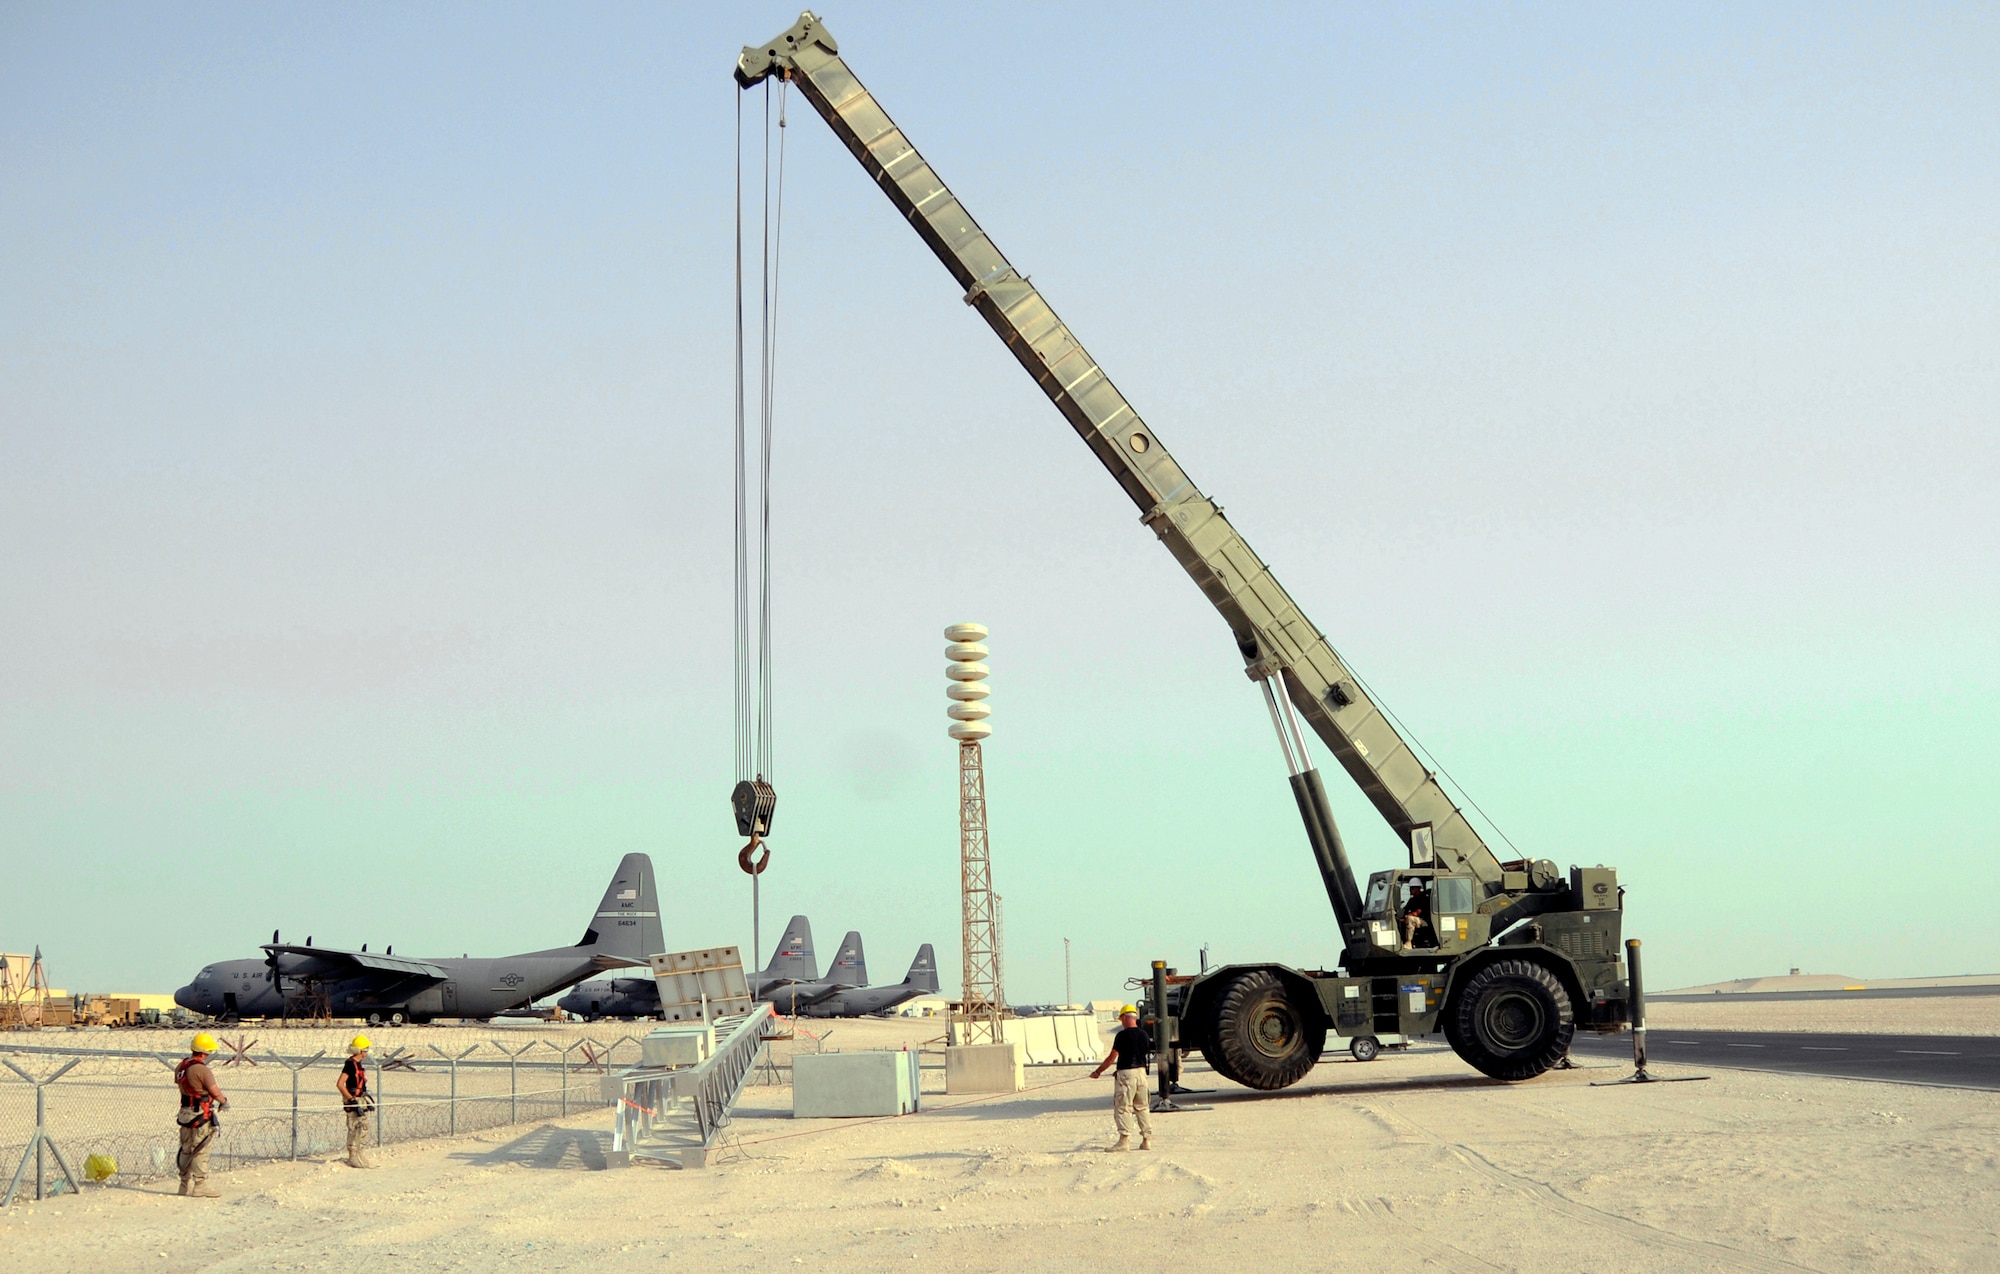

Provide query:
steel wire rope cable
left=734, top=87, right=753, bottom=792
left=757, top=75, right=788, bottom=785
left=732, top=81, right=789, bottom=951
left=1319, top=637, right=1524, bottom=860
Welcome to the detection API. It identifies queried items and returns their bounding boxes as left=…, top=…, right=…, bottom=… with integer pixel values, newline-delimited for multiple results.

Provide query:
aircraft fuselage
left=174, top=948, right=601, bottom=1023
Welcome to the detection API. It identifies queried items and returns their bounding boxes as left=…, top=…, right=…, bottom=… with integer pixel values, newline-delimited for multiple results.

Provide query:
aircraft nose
left=173, top=985, right=196, bottom=1010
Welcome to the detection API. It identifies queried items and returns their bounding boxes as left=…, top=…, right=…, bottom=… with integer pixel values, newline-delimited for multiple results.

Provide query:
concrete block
left=649, top=946, right=753, bottom=1021
left=640, top=1023, right=714, bottom=1068
left=793, top=1051, right=921, bottom=1118
left=946, top=1042, right=1024, bottom=1094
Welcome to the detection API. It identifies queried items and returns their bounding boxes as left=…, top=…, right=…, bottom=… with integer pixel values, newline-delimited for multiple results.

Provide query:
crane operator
left=1400, top=881, right=1433, bottom=947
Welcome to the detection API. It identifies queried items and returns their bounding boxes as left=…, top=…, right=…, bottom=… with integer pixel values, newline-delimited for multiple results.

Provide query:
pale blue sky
left=4, top=3, right=1996, bottom=999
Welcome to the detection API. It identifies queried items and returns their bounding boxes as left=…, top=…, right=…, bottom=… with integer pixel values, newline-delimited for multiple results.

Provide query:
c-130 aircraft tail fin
left=579, top=853, right=663, bottom=965
left=905, top=944, right=939, bottom=994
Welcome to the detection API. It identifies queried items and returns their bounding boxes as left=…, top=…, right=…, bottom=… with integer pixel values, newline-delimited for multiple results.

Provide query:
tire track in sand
left=1359, top=1101, right=1821, bottom=1273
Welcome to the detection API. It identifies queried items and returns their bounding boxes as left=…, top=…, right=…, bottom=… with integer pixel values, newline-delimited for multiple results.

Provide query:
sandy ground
left=1647, top=996, right=2000, bottom=1036
left=4, top=1016, right=1997, bottom=1273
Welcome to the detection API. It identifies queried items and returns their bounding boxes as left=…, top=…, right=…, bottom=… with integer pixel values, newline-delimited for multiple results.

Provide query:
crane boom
left=738, top=15, right=1506, bottom=902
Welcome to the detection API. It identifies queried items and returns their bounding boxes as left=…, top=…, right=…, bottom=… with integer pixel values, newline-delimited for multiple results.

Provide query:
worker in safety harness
left=337, top=1035, right=375, bottom=1168
left=173, top=1032, right=228, bottom=1197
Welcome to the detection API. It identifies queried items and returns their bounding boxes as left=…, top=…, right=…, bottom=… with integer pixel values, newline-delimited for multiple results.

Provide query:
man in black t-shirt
left=1088, top=1006, right=1154, bottom=1151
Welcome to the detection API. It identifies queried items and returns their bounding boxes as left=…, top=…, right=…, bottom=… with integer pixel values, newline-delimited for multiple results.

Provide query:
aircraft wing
left=263, top=944, right=450, bottom=987
left=784, top=980, right=847, bottom=1008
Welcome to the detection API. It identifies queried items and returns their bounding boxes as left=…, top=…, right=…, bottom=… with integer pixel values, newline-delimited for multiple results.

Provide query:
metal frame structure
left=612, top=1002, right=777, bottom=1169
left=957, top=740, right=1004, bottom=1045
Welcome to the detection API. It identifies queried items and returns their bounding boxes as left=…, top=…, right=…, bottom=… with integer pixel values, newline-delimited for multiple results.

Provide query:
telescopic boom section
left=737, top=14, right=1505, bottom=898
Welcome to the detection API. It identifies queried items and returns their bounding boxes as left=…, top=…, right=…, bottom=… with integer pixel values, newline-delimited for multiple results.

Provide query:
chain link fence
left=1, top=1031, right=642, bottom=1201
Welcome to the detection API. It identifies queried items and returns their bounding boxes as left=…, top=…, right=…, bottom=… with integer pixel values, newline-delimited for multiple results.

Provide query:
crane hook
left=738, top=833, right=771, bottom=876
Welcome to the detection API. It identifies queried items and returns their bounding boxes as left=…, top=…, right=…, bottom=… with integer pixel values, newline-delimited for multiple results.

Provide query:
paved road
left=1651, top=985, right=2000, bottom=1004
left=1565, top=1028, right=2000, bottom=1090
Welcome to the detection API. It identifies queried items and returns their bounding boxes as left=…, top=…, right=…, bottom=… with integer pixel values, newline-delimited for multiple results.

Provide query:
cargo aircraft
left=558, top=912, right=830, bottom=1021
left=561, top=923, right=936, bottom=1020
left=173, top=853, right=662, bottom=1024
left=798, top=944, right=940, bottom=1018
left=760, top=923, right=868, bottom=1014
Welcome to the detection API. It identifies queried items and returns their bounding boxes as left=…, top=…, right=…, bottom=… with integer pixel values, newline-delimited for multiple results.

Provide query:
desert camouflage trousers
left=345, top=1109, right=371, bottom=1165
left=1112, top=1068, right=1153, bottom=1140
left=177, top=1120, right=215, bottom=1186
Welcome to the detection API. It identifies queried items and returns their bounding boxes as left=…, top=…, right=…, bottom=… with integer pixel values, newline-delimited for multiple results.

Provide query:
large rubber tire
left=1350, top=1035, right=1381, bottom=1063
left=1199, top=970, right=1326, bottom=1091
left=1448, top=959, right=1575, bottom=1080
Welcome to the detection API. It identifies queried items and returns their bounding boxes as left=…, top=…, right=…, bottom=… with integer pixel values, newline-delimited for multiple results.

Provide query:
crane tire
left=1199, top=969, right=1325, bottom=1091
left=1449, top=959, right=1575, bottom=1081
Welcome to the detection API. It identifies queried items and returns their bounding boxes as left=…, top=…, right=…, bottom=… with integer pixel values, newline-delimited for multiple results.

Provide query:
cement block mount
left=792, top=1050, right=923, bottom=1118
left=639, top=1023, right=715, bottom=1068
left=945, top=1041, right=1024, bottom=1094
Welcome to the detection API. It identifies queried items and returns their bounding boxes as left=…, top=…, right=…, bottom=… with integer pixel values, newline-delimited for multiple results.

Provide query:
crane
left=736, top=12, right=1630, bottom=1087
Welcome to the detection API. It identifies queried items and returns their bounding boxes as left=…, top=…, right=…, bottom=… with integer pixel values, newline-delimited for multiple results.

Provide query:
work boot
left=177, top=1178, right=191, bottom=1196
left=1140, top=1138, right=1152, bottom=1150
left=347, top=1156, right=372, bottom=1169
left=1105, top=1137, right=1131, bottom=1153
left=186, top=1182, right=220, bottom=1199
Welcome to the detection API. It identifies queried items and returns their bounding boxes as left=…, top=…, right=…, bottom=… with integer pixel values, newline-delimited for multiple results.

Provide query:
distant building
left=896, top=995, right=949, bottom=1018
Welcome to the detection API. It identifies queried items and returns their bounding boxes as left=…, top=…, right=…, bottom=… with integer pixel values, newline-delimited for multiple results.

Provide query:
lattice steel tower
left=945, top=622, right=1002, bottom=1044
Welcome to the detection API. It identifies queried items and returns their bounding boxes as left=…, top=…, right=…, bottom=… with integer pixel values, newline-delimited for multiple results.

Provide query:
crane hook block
left=731, top=778, right=777, bottom=838
left=738, top=835, right=771, bottom=876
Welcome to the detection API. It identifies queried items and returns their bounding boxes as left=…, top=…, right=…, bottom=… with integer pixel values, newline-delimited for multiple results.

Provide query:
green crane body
left=738, top=12, right=1631, bottom=1086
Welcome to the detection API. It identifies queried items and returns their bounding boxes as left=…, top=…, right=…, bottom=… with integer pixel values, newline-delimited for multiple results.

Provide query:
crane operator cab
left=1363, top=869, right=1482, bottom=954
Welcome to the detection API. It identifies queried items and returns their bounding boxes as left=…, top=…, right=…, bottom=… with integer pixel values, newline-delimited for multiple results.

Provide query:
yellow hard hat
left=1118, top=1005, right=1139, bottom=1017
left=349, top=1034, right=371, bottom=1052
left=191, top=1032, right=218, bottom=1053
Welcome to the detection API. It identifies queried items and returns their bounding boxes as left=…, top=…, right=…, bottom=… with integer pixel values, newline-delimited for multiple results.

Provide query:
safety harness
left=174, top=1054, right=219, bottom=1174
left=174, top=1055, right=217, bottom=1128
left=341, top=1056, right=371, bottom=1113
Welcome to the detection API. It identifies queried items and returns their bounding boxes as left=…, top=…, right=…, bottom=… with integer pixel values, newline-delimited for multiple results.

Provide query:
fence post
left=558, top=1039, right=600, bottom=1118
left=264, top=1050, right=327, bottom=1161
left=427, top=1045, right=479, bottom=1136
left=489, top=1041, right=540, bottom=1125
left=3, top=1059, right=80, bottom=1206
left=374, top=1047, right=407, bottom=1146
